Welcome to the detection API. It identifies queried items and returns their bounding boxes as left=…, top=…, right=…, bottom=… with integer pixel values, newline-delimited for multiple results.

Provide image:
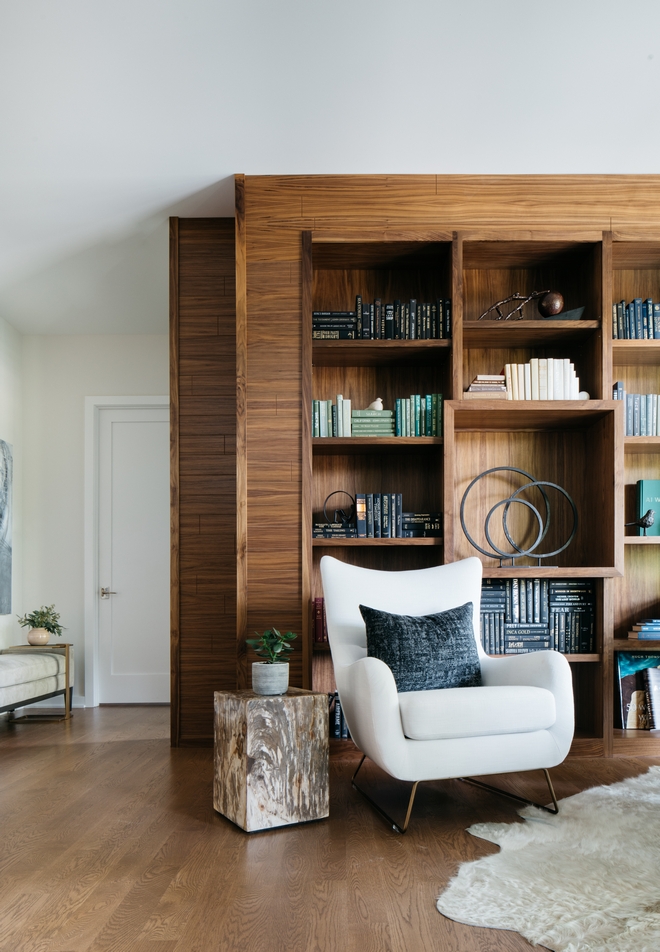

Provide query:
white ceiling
left=2, top=0, right=660, bottom=334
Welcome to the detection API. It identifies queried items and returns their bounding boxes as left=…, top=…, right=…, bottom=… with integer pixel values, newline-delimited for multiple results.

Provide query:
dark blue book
left=654, top=302, right=660, bottom=339
left=409, top=299, right=417, bottom=340
left=382, top=492, right=390, bottom=538
left=366, top=494, right=374, bottom=537
left=635, top=298, right=643, bottom=340
left=373, top=493, right=381, bottom=538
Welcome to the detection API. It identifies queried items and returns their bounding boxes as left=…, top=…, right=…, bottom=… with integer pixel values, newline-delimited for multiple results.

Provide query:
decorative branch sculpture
left=478, top=290, right=564, bottom=321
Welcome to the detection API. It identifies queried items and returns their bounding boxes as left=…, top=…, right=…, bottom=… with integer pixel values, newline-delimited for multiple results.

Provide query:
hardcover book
left=636, top=479, right=660, bottom=536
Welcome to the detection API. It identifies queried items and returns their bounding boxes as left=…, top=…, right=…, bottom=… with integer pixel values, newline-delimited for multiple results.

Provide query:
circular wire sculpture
left=460, top=466, right=578, bottom=566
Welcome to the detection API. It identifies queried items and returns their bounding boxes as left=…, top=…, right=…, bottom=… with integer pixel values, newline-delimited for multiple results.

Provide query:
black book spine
left=394, top=300, right=401, bottom=339
left=366, top=494, right=374, bottom=538
left=356, top=295, right=362, bottom=338
left=444, top=299, right=452, bottom=338
left=410, top=299, right=417, bottom=340
left=374, top=299, right=382, bottom=340
left=385, top=303, right=394, bottom=340
left=373, top=493, right=382, bottom=538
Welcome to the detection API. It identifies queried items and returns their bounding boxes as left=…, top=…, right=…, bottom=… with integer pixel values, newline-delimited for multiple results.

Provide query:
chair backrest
left=320, top=556, right=485, bottom=671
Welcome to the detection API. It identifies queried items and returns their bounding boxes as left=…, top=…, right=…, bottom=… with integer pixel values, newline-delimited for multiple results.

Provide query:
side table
left=214, top=688, right=329, bottom=832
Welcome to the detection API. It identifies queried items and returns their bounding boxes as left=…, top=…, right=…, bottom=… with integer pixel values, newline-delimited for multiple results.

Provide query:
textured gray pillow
left=359, top=602, right=481, bottom=693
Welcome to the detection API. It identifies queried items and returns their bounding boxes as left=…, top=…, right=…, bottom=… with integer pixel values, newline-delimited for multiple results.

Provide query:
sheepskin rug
left=437, top=767, right=660, bottom=952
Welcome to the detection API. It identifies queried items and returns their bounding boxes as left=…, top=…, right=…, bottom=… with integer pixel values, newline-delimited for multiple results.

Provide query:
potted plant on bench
left=17, top=605, right=65, bottom=645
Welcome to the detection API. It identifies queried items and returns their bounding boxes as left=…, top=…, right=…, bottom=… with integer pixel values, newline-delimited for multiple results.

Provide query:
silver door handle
left=100, top=587, right=117, bottom=598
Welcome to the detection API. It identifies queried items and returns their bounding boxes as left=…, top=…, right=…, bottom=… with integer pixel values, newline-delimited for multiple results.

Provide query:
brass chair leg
left=351, top=755, right=419, bottom=834
left=458, top=768, right=559, bottom=815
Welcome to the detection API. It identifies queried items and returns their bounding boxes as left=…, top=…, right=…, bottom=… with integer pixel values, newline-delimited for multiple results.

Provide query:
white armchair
left=320, top=555, right=575, bottom=832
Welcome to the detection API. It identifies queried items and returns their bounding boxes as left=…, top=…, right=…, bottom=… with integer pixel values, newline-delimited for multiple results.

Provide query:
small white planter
left=252, top=662, right=289, bottom=696
left=27, top=627, right=50, bottom=646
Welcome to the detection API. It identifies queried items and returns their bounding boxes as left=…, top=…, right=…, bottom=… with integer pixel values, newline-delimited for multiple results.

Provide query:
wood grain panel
left=171, top=217, right=237, bottom=745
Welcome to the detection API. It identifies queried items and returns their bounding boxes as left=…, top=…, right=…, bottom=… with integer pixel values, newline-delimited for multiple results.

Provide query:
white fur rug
left=437, top=767, right=660, bottom=952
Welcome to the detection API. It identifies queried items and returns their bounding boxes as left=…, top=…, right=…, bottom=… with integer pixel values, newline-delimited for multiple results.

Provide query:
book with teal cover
left=636, top=479, right=660, bottom=536
left=616, top=652, right=660, bottom=728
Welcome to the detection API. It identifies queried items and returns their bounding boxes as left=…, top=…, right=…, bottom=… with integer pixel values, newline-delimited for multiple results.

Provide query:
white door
left=97, top=406, right=170, bottom=703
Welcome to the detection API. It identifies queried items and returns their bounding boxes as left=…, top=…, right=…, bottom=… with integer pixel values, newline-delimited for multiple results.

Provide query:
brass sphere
left=538, top=291, right=564, bottom=317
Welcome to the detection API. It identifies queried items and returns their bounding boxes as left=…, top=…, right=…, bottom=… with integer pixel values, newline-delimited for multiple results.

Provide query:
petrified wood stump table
left=213, top=688, right=329, bottom=832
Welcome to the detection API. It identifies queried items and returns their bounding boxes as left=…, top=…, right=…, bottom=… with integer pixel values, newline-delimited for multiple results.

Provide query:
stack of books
left=351, top=409, right=395, bottom=436
left=628, top=619, right=660, bottom=640
left=503, top=358, right=581, bottom=400
left=401, top=512, right=442, bottom=538
left=464, top=374, right=507, bottom=399
left=312, top=523, right=357, bottom=539
left=312, top=311, right=357, bottom=339
left=613, top=383, right=660, bottom=436
left=479, top=578, right=595, bottom=655
left=612, top=298, right=660, bottom=340
left=395, top=394, right=443, bottom=435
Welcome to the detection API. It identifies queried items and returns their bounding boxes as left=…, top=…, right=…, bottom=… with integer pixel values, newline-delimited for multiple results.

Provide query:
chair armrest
left=480, top=650, right=574, bottom=754
left=335, top=656, right=410, bottom=777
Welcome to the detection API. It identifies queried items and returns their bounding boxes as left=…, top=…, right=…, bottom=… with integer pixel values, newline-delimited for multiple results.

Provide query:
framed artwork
left=0, top=440, right=12, bottom=614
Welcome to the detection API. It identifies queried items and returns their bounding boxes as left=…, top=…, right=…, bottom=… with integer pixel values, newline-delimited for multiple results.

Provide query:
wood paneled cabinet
left=300, top=228, right=660, bottom=758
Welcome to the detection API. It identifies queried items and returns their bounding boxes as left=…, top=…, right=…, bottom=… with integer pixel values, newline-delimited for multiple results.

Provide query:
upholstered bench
left=0, top=645, right=74, bottom=719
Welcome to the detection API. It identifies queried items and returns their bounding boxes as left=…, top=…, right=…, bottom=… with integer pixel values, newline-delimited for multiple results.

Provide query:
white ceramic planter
left=251, top=662, right=289, bottom=696
left=27, top=627, right=50, bottom=646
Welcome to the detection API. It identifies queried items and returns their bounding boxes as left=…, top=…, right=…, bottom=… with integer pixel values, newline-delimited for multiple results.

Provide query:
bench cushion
left=398, top=684, right=556, bottom=740
left=0, top=652, right=65, bottom=688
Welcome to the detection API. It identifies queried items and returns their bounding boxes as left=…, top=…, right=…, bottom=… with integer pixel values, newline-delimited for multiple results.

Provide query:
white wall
left=0, top=317, right=23, bottom=649
left=21, top=335, right=168, bottom=700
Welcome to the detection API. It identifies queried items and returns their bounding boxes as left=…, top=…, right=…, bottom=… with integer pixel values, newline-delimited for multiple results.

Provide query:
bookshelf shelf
left=489, top=653, right=600, bottom=663
left=614, top=639, right=660, bottom=650
left=613, top=340, right=660, bottom=366
left=312, top=537, right=442, bottom=547
left=312, top=436, right=443, bottom=455
left=462, top=319, right=600, bottom=349
left=623, top=536, right=660, bottom=544
left=624, top=436, right=660, bottom=454
left=312, top=339, right=450, bottom=367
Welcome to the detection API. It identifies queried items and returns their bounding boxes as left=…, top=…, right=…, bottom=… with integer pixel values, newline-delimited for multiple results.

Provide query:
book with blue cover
left=636, top=479, right=660, bottom=536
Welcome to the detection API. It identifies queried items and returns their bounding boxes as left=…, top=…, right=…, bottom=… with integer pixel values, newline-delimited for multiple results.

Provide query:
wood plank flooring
left=1, top=707, right=658, bottom=952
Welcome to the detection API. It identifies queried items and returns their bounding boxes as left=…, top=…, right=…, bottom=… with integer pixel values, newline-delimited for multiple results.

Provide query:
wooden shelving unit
left=301, top=228, right=652, bottom=758
left=230, top=174, right=660, bottom=758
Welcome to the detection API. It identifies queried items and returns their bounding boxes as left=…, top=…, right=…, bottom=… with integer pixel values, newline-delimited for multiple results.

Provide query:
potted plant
left=246, top=626, right=297, bottom=695
left=17, top=605, right=65, bottom=645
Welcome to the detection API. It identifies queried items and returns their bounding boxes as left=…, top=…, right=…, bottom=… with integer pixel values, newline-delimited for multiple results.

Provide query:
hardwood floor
left=1, top=707, right=657, bottom=952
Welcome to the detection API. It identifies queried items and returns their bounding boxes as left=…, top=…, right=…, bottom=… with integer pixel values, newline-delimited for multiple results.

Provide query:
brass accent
left=351, top=755, right=420, bottom=834
left=458, top=768, right=559, bottom=815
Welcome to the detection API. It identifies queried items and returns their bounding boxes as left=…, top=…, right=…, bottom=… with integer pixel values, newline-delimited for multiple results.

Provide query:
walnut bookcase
left=231, top=174, right=660, bottom=759
left=302, top=230, right=630, bottom=757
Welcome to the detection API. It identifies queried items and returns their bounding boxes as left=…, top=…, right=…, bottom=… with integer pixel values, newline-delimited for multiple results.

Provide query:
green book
left=636, top=479, right=660, bottom=536
left=351, top=409, right=394, bottom=417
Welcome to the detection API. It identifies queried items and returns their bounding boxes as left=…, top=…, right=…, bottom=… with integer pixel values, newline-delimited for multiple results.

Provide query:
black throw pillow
left=359, top=602, right=481, bottom=693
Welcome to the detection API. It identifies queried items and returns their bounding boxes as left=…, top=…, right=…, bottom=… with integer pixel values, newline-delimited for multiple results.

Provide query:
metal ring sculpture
left=460, top=466, right=578, bottom=566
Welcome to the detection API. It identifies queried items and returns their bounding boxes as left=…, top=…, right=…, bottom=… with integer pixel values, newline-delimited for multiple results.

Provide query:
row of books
left=312, top=296, right=452, bottom=341
left=617, top=653, right=660, bottom=729
left=628, top=618, right=660, bottom=639
left=479, top=612, right=595, bottom=654
left=481, top=578, right=595, bottom=654
left=613, top=383, right=660, bottom=436
left=611, top=298, right=660, bottom=340
left=330, top=693, right=351, bottom=739
left=312, top=398, right=443, bottom=438
left=502, top=359, right=582, bottom=400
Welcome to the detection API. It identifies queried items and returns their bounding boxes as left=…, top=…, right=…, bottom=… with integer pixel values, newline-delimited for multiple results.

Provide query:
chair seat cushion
left=398, top=684, right=556, bottom=740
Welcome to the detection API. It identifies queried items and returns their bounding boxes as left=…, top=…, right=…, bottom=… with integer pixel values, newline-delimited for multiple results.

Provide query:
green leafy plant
left=17, top=605, right=65, bottom=638
left=246, top=626, right=297, bottom=664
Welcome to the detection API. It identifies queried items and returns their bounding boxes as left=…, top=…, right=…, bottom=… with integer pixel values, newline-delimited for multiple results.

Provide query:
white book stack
left=504, top=359, right=580, bottom=400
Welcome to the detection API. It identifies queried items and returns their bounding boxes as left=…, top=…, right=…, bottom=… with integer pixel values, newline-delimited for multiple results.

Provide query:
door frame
left=84, top=396, right=169, bottom=708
